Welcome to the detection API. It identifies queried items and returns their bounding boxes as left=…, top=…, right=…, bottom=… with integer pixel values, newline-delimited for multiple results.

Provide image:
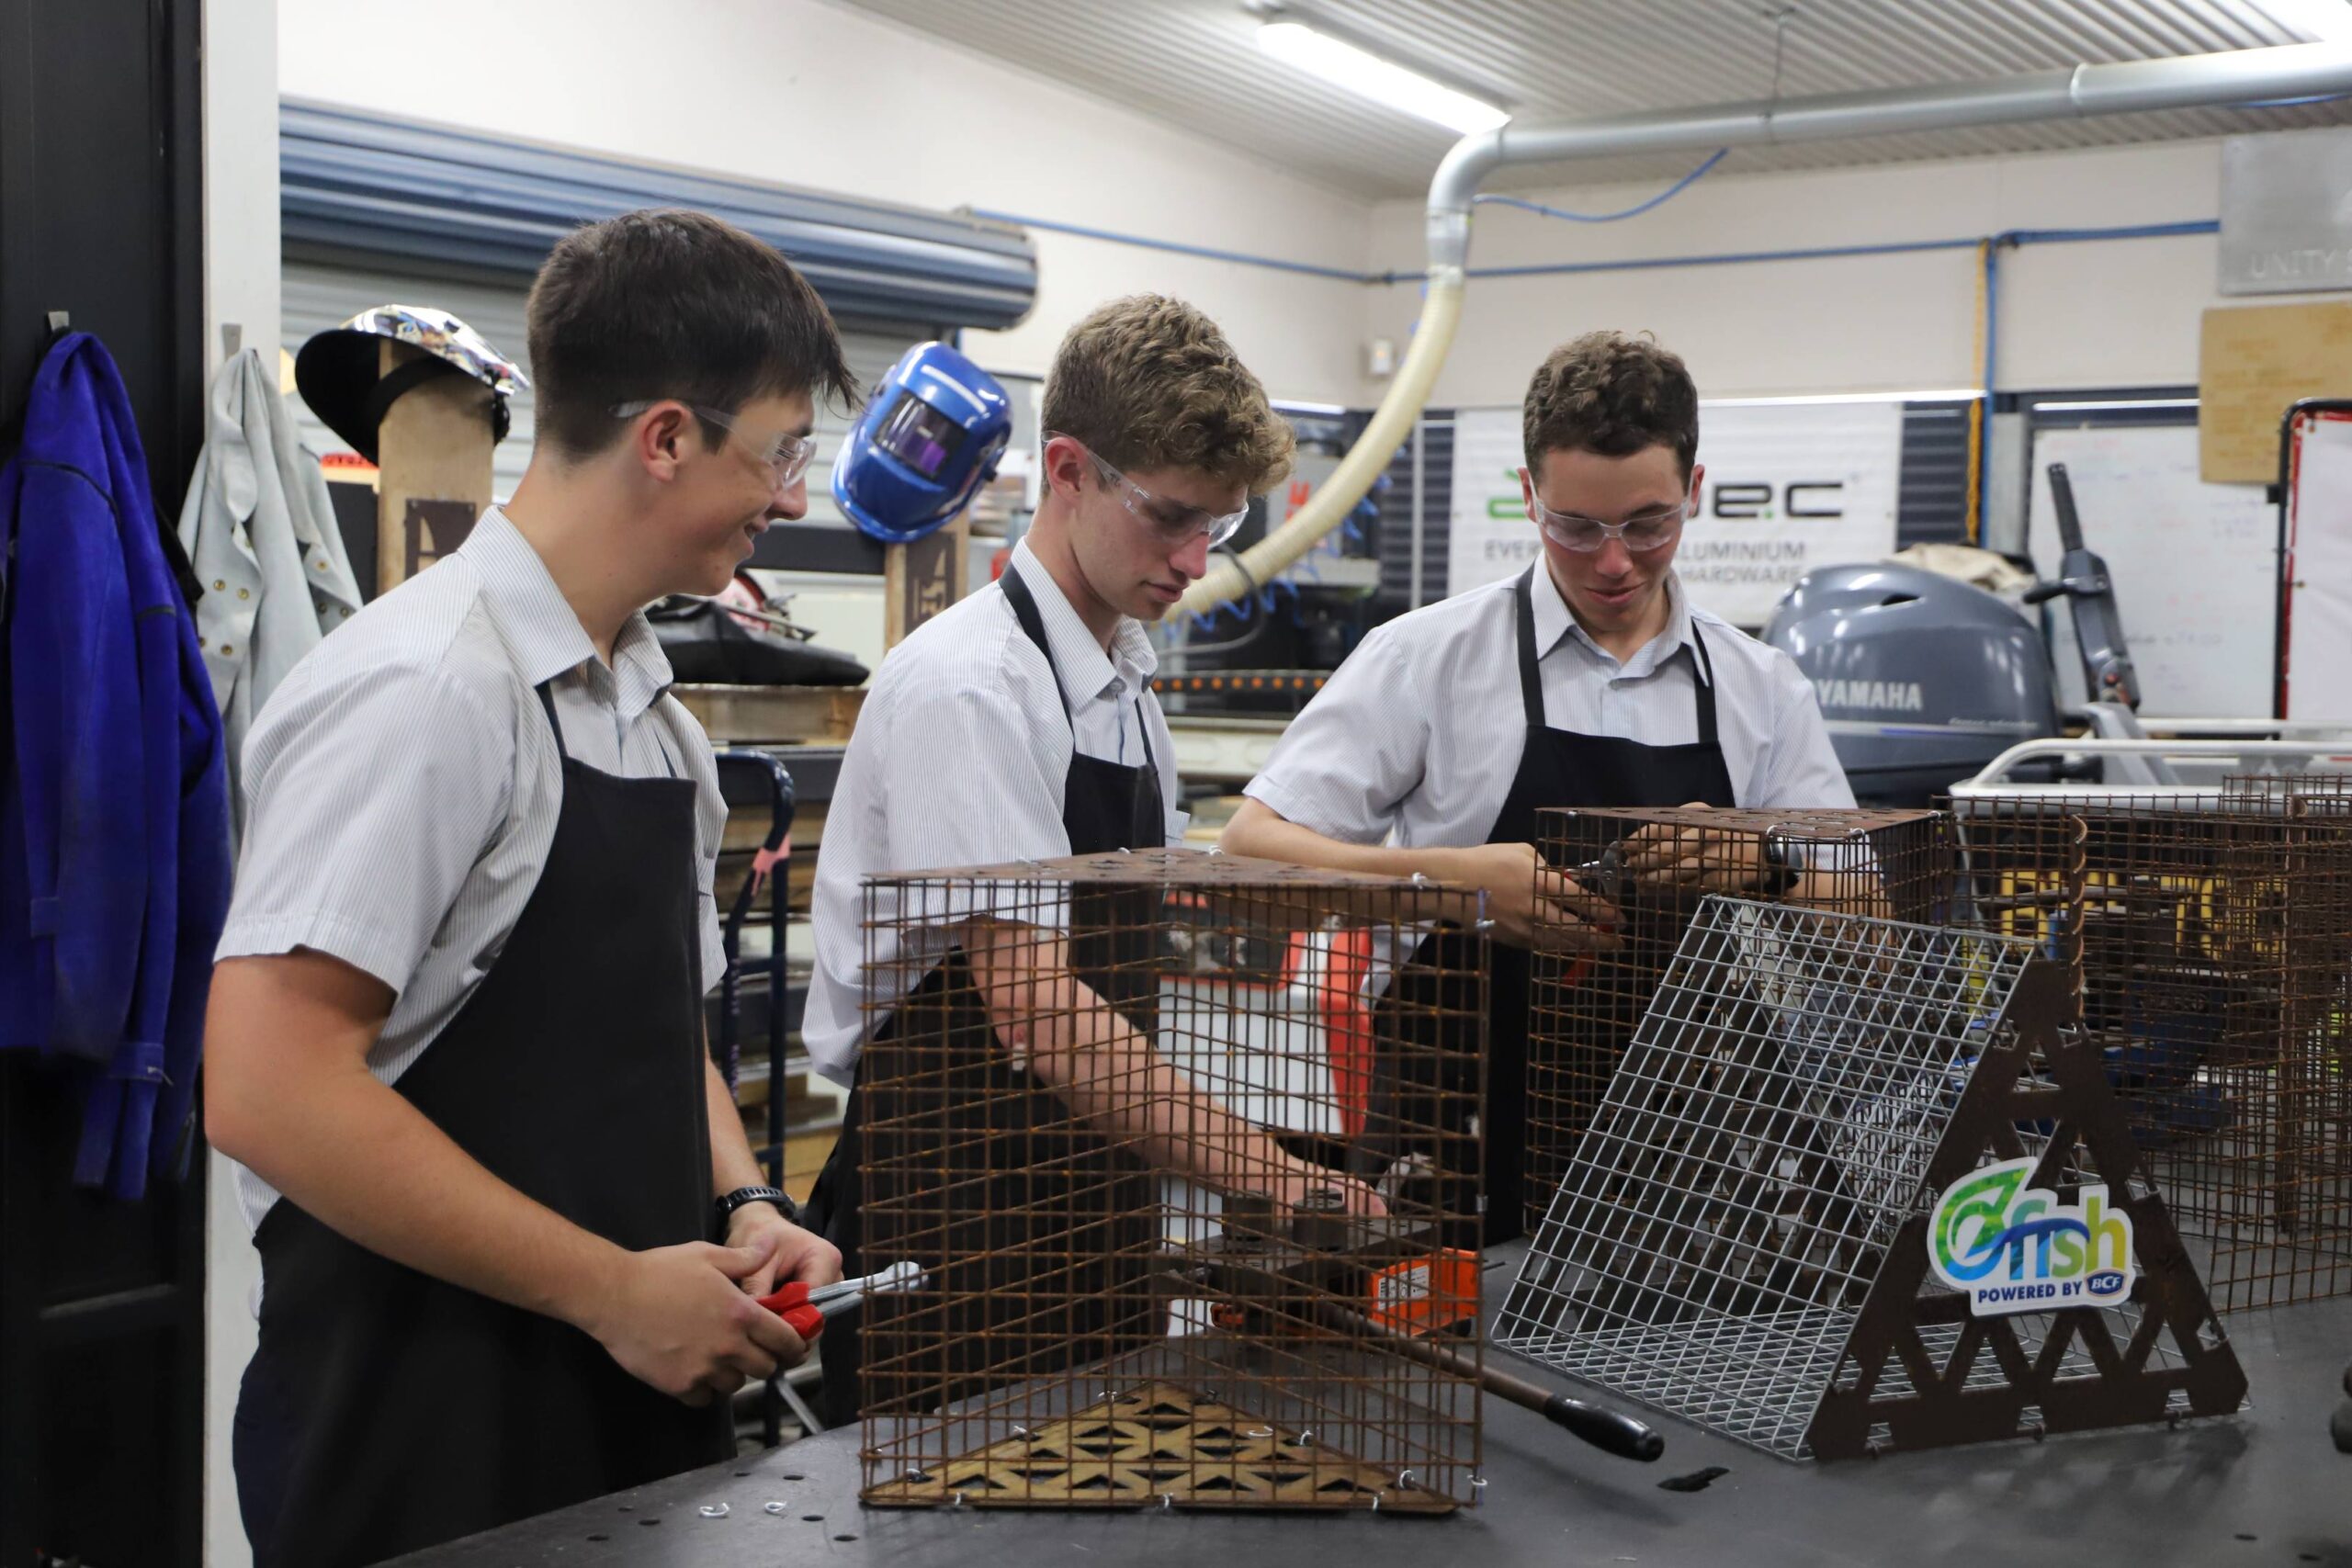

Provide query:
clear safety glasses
left=612, top=400, right=817, bottom=490
left=1528, top=490, right=1691, bottom=554
left=1053, top=434, right=1250, bottom=550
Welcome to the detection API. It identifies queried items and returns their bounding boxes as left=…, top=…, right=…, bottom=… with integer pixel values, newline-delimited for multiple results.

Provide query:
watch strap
left=716, top=1184, right=797, bottom=1224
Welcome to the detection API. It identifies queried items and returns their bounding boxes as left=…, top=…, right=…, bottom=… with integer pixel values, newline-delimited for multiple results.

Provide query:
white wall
left=276, top=0, right=1374, bottom=405
left=200, top=0, right=278, bottom=1557
left=1363, top=137, right=2329, bottom=409
left=279, top=5, right=2349, bottom=424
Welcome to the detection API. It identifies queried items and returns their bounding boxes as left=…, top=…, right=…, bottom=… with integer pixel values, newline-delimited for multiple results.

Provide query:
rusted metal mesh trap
left=1524, top=807, right=2083, bottom=1235
left=1954, top=791, right=2352, bottom=1314
left=1499, top=897, right=2245, bottom=1461
left=2224, top=770, right=2352, bottom=814
left=854, top=849, right=1486, bottom=1511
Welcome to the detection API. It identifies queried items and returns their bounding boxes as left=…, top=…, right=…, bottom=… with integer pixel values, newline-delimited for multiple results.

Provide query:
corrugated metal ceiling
left=842, top=0, right=2352, bottom=197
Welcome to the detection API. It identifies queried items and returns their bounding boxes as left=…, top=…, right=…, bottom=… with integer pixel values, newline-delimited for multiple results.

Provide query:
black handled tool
left=1309, top=1297, right=1664, bottom=1462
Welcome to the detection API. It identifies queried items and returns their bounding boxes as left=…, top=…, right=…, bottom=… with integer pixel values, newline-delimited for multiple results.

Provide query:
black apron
left=1372, top=566, right=1736, bottom=1247
left=805, top=562, right=1166, bottom=1426
left=234, top=682, right=727, bottom=1568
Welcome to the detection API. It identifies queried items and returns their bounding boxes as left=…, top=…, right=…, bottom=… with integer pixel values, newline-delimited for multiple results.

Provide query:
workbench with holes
left=389, top=1245, right=2352, bottom=1568
left=397, top=853, right=2352, bottom=1565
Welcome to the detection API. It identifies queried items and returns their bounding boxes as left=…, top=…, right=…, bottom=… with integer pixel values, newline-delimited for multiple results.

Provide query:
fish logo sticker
left=1928, top=1157, right=2136, bottom=1316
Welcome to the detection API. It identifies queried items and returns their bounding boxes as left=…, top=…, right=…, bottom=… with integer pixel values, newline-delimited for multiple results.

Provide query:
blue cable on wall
left=960, top=203, right=2215, bottom=290
left=965, top=209, right=1371, bottom=282
left=967, top=195, right=2217, bottom=623
left=1471, top=149, right=1729, bottom=223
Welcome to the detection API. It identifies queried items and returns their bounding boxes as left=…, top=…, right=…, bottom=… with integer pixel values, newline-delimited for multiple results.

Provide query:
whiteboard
left=2284, top=411, right=2352, bottom=722
left=2027, top=423, right=2278, bottom=719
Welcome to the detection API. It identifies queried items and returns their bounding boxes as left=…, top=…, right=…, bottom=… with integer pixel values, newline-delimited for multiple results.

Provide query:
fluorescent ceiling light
left=2256, top=0, right=2352, bottom=41
left=1257, top=18, right=1508, bottom=135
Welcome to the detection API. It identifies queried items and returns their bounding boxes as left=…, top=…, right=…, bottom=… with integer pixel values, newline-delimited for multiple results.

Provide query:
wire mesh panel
left=1957, top=792, right=2352, bottom=1314
left=1525, top=807, right=1954, bottom=1233
left=1499, top=897, right=2245, bottom=1461
left=855, top=849, right=1485, bottom=1512
left=2223, top=771, right=2352, bottom=812
left=1941, top=792, right=2086, bottom=959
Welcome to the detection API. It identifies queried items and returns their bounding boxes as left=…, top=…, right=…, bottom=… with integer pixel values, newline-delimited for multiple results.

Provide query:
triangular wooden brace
left=864, top=1382, right=1454, bottom=1513
left=1809, top=961, right=2248, bottom=1458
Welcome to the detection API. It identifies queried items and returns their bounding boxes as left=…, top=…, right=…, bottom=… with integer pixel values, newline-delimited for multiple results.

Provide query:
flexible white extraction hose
left=1178, top=273, right=1464, bottom=619
left=1166, top=40, right=2352, bottom=623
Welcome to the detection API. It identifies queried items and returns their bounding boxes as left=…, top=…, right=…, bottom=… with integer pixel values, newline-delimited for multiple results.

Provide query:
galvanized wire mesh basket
left=1500, top=896, right=2242, bottom=1461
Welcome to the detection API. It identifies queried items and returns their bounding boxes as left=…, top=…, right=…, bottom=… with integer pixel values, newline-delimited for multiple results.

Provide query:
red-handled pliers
left=755, top=1261, right=925, bottom=1341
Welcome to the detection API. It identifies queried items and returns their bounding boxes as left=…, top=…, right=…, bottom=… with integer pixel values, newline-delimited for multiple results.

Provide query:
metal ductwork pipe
left=1177, top=40, right=2352, bottom=617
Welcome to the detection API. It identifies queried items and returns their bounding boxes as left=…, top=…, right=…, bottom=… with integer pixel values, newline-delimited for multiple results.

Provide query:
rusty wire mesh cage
left=1953, top=791, right=2352, bottom=1314
left=1499, top=897, right=2243, bottom=1461
left=854, top=849, right=1487, bottom=1512
left=1526, top=807, right=1978, bottom=1233
left=2223, top=771, right=2352, bottom=814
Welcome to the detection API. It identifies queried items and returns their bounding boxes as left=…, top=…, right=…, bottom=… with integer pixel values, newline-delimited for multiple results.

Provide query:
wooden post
left=373, top=338, right=495, bottom=594
left=882, top=510, right=971, bottom=649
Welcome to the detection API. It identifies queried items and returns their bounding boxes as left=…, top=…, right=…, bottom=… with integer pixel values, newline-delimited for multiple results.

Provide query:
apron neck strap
left=1688, top=620, right=1719, bottom=746
left=1000, top=563, right=1076, bottom=724
left=1000, top=560, right=1160, bottom=776
left=534, top=681, right=571, bottom=762
left=1511, top=567, right=1547, bottom=728
left=1517, top=565, right=1720, bottom=745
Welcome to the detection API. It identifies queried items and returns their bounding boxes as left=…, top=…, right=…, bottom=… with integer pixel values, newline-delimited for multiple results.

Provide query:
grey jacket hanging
left=176, top=346, right=364, bottom=829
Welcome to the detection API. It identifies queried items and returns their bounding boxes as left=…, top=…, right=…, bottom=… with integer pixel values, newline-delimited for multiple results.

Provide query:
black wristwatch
left=715, top=1184, right=797, bottom=1225
left=1759, top=841, right=1801, bottom=897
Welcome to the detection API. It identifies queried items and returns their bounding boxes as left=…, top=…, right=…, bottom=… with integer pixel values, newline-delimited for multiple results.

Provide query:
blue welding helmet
left=831, top=342, right=1012, bottom=545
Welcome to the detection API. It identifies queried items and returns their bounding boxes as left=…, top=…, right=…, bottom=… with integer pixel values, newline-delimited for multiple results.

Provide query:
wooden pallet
left=864, top=1382, right=1453, bottom=1514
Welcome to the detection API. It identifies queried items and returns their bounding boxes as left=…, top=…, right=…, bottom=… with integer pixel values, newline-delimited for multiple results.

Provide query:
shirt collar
left=460, top=507, right=676, bottom=716
left=1529, top=565, right=1706, bottom=683
left=607, top=611, right=678, bottom=719
left=1010, top=536, right=1157, bottom=700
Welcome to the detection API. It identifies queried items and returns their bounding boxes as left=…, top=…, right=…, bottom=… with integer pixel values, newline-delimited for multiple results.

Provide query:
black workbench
left=397, top=1275, right=2352, bottom=1568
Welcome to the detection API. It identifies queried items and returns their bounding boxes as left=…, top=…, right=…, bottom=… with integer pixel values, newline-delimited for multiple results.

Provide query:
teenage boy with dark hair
left=206, top=209, right=854, bottom=1566
left=1222, top=329, right=1852, bottom=1244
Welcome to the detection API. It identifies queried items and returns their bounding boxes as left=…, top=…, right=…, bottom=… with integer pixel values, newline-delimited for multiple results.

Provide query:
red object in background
left=1368, top=1250, right=1480, bottom=1337
left=1317, top=928, right=1376, bottom=1139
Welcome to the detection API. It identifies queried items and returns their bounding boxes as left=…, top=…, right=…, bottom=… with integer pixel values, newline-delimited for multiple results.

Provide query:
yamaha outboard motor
left=1765, top=461, right=2143, bottom=805
left=1763, top=565, right=2062, bottom=806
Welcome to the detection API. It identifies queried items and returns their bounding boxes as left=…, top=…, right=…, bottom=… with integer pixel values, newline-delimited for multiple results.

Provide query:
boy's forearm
left=1220, top=801, right=1483, bottom=923
left=962, top=931, right=1312, bottom=1194
left=216, top=1050, right=625, bottom=1331
left=1027, top=995, right=1307, bottom=1193
left=704, top=1053, right=769, bottom=1196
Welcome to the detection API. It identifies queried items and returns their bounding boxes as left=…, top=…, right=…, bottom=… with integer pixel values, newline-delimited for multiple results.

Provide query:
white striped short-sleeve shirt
left=216, top=507, right=729, bottom=1234
left=1243, top=570, right=1853, bottom=851
left=799, top=537, right=1186, bottom=1088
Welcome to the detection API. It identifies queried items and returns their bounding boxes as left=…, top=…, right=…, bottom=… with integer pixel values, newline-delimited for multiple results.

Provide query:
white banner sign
left=1444, top=408, right=1542, bottom=594
left=1447, top=400, right=1906, bottom=626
